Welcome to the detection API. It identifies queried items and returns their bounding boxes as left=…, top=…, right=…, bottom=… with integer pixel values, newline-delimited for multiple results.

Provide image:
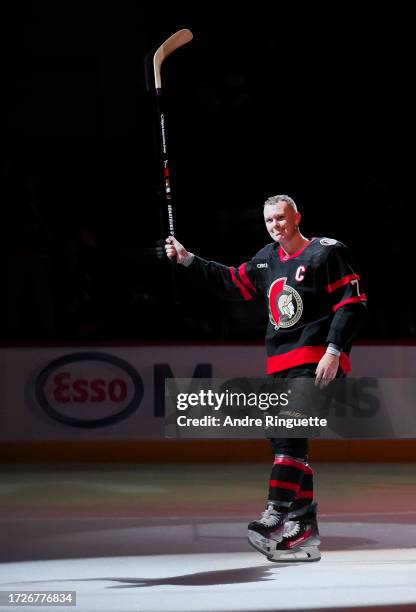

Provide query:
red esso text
left=53, top=372, right=128, bottom=403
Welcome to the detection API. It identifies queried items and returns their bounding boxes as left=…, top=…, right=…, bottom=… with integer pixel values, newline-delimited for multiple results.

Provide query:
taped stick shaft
left=155, top=90, right=175, bottom=235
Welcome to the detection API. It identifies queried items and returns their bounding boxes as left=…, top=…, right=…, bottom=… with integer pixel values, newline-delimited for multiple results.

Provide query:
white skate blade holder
left=248, top=530, right=321, bottom=563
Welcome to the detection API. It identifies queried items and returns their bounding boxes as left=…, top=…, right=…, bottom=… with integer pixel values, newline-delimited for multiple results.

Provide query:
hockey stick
left=145, top=29, right=193, bottom=237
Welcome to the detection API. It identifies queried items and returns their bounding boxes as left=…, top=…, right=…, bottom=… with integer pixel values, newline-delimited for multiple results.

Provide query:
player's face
left=264, top=202, right=300, bottom=242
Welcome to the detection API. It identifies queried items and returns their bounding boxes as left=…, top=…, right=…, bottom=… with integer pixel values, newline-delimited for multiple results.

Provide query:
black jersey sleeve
left=324, top=244, right=368, bottom=349
left=187, top=255, right=261, bottom=301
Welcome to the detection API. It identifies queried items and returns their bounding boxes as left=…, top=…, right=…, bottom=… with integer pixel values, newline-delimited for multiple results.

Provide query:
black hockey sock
left=268, top=455, right=308, bottom=508
left=290, top=461, right=314, bottom=511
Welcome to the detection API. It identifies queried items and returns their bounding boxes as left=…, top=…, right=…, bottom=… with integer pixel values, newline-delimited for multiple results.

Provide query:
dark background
left=2, top=4, right=414, bottom=343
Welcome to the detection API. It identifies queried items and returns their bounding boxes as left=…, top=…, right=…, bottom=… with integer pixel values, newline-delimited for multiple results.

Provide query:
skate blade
left=268, top=545, right=321, bottom=563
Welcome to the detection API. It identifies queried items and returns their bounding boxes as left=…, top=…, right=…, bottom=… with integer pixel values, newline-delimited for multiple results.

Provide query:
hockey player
left=165, top=194, right=367, bottom=562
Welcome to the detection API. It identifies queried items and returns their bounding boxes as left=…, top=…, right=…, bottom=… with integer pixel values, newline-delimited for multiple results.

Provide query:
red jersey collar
left=278, top=238, right=315, bottom=262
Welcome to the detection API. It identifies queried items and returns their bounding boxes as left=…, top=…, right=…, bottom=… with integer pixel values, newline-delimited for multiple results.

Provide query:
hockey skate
left=268, top=502, right=321, bottom=562
left=247, top=504, right=287, bottom=557
left=248, top=502, right=321, bottom=562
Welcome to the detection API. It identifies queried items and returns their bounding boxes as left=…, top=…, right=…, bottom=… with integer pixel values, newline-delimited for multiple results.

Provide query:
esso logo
left=53, top=373, right=128, bottom=404
left=35, top=352, right=143, bottom=428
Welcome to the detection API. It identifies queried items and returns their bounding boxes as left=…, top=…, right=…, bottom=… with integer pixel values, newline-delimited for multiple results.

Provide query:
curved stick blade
left=153, top=29, right=193, bottom=89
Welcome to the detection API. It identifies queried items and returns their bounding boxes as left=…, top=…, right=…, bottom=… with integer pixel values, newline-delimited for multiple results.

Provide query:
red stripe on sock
left=273, top=457, right=307, bottom=471
left=269, top=479, right=301, bottom=492
left=295, top=490, right=313, bottom=499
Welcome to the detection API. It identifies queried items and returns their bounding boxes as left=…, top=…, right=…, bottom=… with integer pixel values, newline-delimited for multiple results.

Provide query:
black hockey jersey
left=187, top=238, right=367, bottom=374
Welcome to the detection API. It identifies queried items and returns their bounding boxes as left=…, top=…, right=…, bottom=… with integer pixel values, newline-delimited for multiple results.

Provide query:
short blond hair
left=264, top=194, right=298, bottom=212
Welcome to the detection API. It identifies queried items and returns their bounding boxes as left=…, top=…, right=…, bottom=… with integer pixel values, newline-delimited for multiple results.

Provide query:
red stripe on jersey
left=326, top=274, right=360, bottom=293
left=278, top=239, right=315, bottom=262
left=273, top=457, right=307, bottom=471
left=266, top=346, right=351, bottom=374
left=229, top=267, right=252, bottom=301
left=333, top=294, right=367, bottom=312
left=238, top=263, right=257, bottom=294
left=269, top=479, right=301, bottom=492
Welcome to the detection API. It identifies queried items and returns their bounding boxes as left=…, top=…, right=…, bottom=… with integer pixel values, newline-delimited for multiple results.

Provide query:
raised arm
left=165, top=236, right=260, bottom=302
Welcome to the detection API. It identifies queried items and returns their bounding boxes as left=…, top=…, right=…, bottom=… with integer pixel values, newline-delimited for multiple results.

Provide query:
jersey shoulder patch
left=319, top=237, right=339, bottom=246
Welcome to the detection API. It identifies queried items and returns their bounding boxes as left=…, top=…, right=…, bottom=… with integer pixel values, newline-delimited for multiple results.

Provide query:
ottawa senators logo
left=268, top=277, right=303, bottom=331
